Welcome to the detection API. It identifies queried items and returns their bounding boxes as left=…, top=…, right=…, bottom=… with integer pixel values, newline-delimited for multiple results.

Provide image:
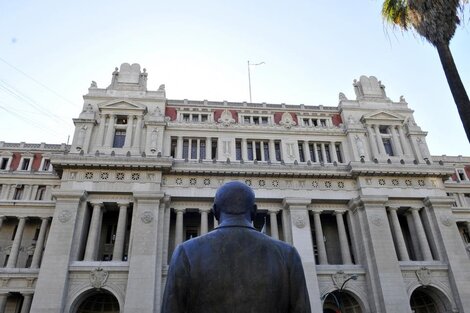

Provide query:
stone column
left=241, top=138, right=248, bottom=160
left=257, top=141, right=263, bottom=161
left=283, top=199, right=322, bottom=312
left=409, top=207, right=433, bottom=261
left=374, top=125, right=386, bottom=154
left=133, top=115, right=143, bottom=149
left=303, top=141, right=310, bottom=162
left=269, top=210, right=279, bottom=240
left=30, top=217, right=50, bottom=268
left=0, top=216, right=5, bottom=229
left=348, top=196, right=410, bottom=313
left=113, top=203, right=129, bottom=261
left=366, top=125, right=379, bottom=157
left=251, top=140, right=257, bottom=160
left=320, top=143, right=327, bottom=163
left=313, top=143, right=319, bottom=163
left=7, top=216, right=26, bottom=268
left=84, top=203, right=103, bottom=261
left=176, top=136, right=183, bottom=159
left=335, top=211, right=352, bottom=264
left=330, top=142, right=338, bottom=163
left=205, top=137, right=212, bottom=160
left=312, top=211, right=328, bottom=264
left=104, top=114, right=116, bottom=147
left=390, top=126, right=403, bottom=156
left=174, top=208, right=185, bottom=246
left=269, top=139, right=276, bottom=162
left=200, top=208, right=210, bottom=235
left=20, top=293, right=33, bottom=313
left=96, top=114, right=106, bottom=146
left=387, top=207, right=410, bottom=261
left=398, top=126, right=412, bottom=155
left=123, top=115, right=134, bottom=148
left=0, top=294, right=7, bottom=313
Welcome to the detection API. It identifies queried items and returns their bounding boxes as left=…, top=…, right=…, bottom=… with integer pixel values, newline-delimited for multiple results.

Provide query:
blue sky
left=0, top=0, right=469, bottom=155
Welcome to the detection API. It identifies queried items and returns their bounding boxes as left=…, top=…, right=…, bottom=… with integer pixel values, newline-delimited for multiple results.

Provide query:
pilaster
left=282, top=198, right=322, bottom=312
left=423, top=197, right=470, bottom=312
left=124, top=192, right=164, bottom=313
left=30, top=190, right=87, bottom=313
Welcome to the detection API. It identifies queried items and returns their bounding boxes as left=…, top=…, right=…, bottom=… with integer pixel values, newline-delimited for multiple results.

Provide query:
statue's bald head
left=213, top=181, right=256, bottom=220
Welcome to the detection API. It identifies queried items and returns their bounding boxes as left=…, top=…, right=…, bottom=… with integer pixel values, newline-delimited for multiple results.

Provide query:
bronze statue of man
left=161, top=181, right=311, bottom=313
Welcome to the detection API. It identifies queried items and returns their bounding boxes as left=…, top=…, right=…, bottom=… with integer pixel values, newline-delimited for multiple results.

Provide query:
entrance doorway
left=75, top=291, right=119, bottom=313
left=322, top=290, right=362, bottom=313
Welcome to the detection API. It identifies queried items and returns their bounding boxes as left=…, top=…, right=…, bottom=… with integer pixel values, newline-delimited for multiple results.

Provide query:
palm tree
left=382, top=0, right=470, bottom=142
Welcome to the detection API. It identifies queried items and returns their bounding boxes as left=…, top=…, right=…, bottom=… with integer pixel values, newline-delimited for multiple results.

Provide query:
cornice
left=51, top=155, right=173, bottom=171
left=170, top=162, right=352, bottom=178
left=348, top=162, right=454, bottom=178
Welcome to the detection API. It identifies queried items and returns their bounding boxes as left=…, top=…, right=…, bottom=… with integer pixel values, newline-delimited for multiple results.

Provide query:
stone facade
left=0, top=63, right=469, bottom=312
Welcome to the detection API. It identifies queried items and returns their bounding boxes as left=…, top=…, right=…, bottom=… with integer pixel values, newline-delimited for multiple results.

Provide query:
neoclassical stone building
left=0, top=63, right=470, bottom=313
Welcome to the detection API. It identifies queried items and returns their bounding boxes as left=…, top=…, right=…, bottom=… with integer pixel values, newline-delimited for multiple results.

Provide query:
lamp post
left=247, top=60, right=265, bottom=103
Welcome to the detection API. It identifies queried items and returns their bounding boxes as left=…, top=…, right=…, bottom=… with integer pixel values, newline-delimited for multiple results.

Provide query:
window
left=35, top=186, right=46, bottom=200
left=180, top=112, right=210, bottom=123
left=320, top=119, right=327, bottom=127
left=0, top=158, right=9, bottom=170
left=13, top=185, right=24, bottom=200
left=21, top=158, right=31, bottom=171
left=185, top=227, right=198, bottom=240
left=275, top=142, right=282, bottom=161
left=182, top=114, right=190, bottom=122
left=309, top=143, right=316, bottom=162
left=317, top=145, right=323, bottom=162
left=116, top=116, right=127, bottom=124
left=335, top=144, right=343, bottom=163
left=298, top=143, right=305, bottom=162
left=383, top=139, right=394, bottom=156
left=325, top=144, right=331, bottom=163
left=247, top=142, right=254, bottom=160
left=211, top=140, right=217, bottom=160
left=236, top=140, right=242, bottom=160
left=170, top=139, right=177, bottom=158
left=113, top=130, right=126, bottom=148
left=182, top=138, right=207, bottom=160
left=42, top=159, right=51, bottom=171
left=201, top=114, right=208, bottom=122
left=240, top=115, right=271, bottom=125
left=379, top=125, right=389, bottom=134
left=457, top=169, right=468, bottom=181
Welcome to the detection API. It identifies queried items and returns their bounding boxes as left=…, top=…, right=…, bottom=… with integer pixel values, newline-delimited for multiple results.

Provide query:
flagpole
left=247, top=61, right=265, bottom=103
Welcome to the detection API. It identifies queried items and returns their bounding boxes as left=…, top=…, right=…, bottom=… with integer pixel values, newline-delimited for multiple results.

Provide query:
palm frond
left=382, top=0, right=410, bottom=29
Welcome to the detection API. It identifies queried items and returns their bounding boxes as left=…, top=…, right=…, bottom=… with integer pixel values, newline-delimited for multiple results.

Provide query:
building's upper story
left=65, top=63, right=435, bottom=172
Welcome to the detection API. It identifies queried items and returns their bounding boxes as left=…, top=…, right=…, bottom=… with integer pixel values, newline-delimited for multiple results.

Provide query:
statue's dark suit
left=161, top=219, right=311, bottom=313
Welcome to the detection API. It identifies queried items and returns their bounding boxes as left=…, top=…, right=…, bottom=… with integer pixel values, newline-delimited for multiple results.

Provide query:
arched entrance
left=410, top=286, right=453, bottom=313
left=75, top=290, right=120, bottom=313
left=323, top=290, right=362, bottom=313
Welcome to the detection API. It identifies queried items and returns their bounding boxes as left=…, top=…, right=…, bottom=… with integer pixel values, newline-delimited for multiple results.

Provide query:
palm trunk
left=436, top=42, right=470, bottom=143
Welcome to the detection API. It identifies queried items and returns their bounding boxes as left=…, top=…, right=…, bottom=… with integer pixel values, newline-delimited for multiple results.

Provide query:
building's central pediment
left=98, top=99, right=146, bottom=112
left=361, top=110, right=405, bottom=123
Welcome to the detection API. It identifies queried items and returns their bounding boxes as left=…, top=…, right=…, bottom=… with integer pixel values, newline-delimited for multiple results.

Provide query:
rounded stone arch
left=68, top=287, right=122, bottom=313
left=321, top=286, right=369, bottom=313
left=408, top=284, right=455, bottom=313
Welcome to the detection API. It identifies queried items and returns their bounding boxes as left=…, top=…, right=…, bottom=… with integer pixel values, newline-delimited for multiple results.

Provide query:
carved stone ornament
left=140, top=210, right=154, bottom=224
left=440, top=214, right=454, bottom=227
left=218, top=109, right=235, bottom=126
left=416, top=267, right=433, bottom=286
left=58, top=210, right=72, bottom=223
left=292, top=213, right=306, bottom=229
left=332, top=271, right=354, bottom=289
left=370, top=214, right=383, bottom=227
left=279, top=112, right=297, bottom=129
left=90, top=267, right=109, bottom=289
